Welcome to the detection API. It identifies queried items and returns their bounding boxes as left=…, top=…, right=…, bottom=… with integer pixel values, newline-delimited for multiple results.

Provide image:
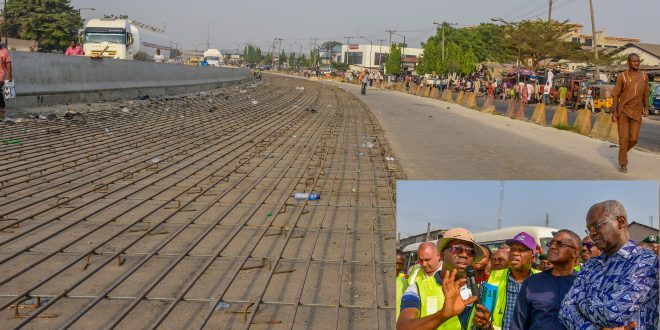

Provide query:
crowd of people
left=395, top=200, right=659, bottom=330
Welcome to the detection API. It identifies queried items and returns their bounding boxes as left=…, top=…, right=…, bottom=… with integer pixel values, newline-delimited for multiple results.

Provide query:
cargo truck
left=82, top=18, right=170, bottom=60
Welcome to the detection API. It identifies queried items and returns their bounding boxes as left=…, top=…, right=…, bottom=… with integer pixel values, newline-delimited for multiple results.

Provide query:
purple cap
left=505, top=231, right=536, bottom=252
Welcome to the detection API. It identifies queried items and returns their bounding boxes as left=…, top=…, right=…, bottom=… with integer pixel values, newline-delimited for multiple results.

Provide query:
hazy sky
left=72, top=0, right=660, bottom=52
left=396, top=181, right=659, bottom=239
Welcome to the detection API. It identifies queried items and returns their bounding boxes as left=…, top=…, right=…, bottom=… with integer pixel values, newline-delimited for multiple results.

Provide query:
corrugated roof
left=627, top=43, right=660, bottom=59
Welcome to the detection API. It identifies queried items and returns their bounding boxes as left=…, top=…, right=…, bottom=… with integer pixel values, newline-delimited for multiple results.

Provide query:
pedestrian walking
left=64, top=40, right=84, bottom=56
left=0, top=42, right=13, bottom=120
left=511, top=230, right=580, bottom=330
left=559, top=200, right=659, bottom=330
left=359, top=69, right=368, bottom=95
left=611, top=53, right=650, bottom=173
left=543, top=82, right=551, bottom=105
left=584, top=88, right=595, bottom=112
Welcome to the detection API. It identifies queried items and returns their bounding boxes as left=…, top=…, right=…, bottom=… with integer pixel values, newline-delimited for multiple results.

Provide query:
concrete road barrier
left=442, top=89, right=452, bottom=102
left=531, top=103, right=547, bottom=126
left=575, top=110, right=592, bottom=135
left=481, top=95, right=497, bottom=114
left=456, top=91, right=465, bottom=104
left=465, top=93, right=477, bottom=108
left=515, top=101, right=526, bottom=120
left=551, top=106, right=569, bottom=127
left=9, top=52, right=252, bottom=108
left=423, top=86, right=431, bottom=98
left=590, top=112, right=613, bottom=140
left=507, top=99, right=515, bottom=118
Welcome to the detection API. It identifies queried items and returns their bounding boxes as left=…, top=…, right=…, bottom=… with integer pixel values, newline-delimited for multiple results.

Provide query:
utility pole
left=544, top=213, right=550, bottom=227
left=548, top=0, right=553, bottom=22
left=426, top=222, right=431, bottom=241
left=311, top=37, right=319, bottom=67
left=588, top=0, right=601, bottom=81
left=206, top=22, right=210, bottom=49
left=377, top=38, right=386, bottom=68
left=432, top=22, right=443, bottom=60
left=274, top=37, right=283, bottom=69
left=650, top=216, right=654, bottom=228
left=497, top=180, right=504, bottom=229
left=385, top=30, right=396, bottom=48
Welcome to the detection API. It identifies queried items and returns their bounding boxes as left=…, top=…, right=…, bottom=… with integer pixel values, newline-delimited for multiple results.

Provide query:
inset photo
left=395, top=180, right=659, bottom=330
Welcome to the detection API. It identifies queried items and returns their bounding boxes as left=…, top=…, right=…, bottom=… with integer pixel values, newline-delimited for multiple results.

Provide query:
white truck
left=203, top=49, right=223, bottom=67
left=82, top=18, right=170, bottom=60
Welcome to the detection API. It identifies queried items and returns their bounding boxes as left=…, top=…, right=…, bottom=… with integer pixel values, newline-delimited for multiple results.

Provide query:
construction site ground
left=0, top=75, right=402, bottom=329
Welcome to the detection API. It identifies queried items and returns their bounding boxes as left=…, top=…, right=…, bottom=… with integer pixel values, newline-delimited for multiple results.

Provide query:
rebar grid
left=0, top=76, right=403, bottom=329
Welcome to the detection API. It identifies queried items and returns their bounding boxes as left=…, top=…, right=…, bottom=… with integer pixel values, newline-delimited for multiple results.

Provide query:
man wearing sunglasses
left=511, top=230, right=580, bottom=330
left=559, top=200, right=659, bottom=330
left=471, top=231, right=540, bottom=330
left=580, top=236, right=601, bottom=263
left=397, top=228, right=484, bottom=330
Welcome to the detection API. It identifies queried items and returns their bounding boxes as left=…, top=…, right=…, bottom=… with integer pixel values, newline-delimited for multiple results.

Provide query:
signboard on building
left=349, top=44, right=359, bottom=50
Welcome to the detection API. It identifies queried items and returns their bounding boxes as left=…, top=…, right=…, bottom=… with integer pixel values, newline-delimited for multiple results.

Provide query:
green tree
left=498, top=19, right=586, bottom=69
left=320, top=41, right=342, bottom=50
left=288, top=51, right=296, bottom=67
left=418, top=22, right=514, bottom=76
left=243, top=44, right=262, bottom=63
left=263, top=53, right=272, bottom=65
left=298, top=53, right=308, bottom=67
left=279, top=50, right=287, bottom=66
left=332, top=61, right=348, bottom=71
left=2, top=0, right=84, bottom=52
left=385, top=43, right=402, bottom=75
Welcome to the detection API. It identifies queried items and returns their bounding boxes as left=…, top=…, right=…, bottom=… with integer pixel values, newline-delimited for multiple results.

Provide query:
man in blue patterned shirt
left=559, top=200, right=659, bottom=330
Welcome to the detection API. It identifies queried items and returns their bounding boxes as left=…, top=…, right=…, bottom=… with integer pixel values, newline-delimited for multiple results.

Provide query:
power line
left=498, top=0, right=537, bottom=20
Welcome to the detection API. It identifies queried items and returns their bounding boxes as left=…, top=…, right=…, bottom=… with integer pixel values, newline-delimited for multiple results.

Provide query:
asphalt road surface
left=326, top=81, right=660, bottom=180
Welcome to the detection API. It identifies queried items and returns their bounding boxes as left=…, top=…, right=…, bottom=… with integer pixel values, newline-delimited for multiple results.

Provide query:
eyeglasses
left=448, top=245, right=477, bottom=257
left=585, top=218, right=612, bottom=235
left=546, top=240, right=577, bottom=250
left=582, top=242, right=595, bottom=250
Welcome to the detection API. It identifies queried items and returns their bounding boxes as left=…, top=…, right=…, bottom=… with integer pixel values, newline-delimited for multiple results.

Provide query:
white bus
left=401, top=226, right=559, bottom=268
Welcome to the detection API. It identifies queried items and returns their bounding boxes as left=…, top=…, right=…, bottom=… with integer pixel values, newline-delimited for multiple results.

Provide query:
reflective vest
left=410, top=267, right=463, bottom=330
left=468, top=268, right=540, bottom=330
left=396, top=273, right=408, bottom=320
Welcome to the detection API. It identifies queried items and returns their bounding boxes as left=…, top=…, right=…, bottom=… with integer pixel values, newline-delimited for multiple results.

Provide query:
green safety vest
left=396, top=273, right=408, bottom=320
left=468, top=268, right=540, bottom=330
left=409, top=267, right=463, bottom=330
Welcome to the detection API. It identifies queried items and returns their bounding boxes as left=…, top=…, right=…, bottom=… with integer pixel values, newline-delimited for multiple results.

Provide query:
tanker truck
left=82, top=18, right=170, bottom=60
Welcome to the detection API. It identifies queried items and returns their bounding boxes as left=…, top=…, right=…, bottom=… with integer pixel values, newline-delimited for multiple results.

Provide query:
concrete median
left=456, top=91, right=465, bottom=104
left=551, top=106, right=569, bottom=127
left=589, top=112, right=613, bottom=140
left=531, top=103, right=547, bottom=126
left=481, top=95, right=497, bottom=114
left=9, top=52, right=252, bottom=108
left=442, top=89, right=452, bottom=102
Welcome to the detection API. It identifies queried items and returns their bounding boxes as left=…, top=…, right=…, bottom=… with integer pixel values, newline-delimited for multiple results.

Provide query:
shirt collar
left=593, top=240, right=637, bottom=263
